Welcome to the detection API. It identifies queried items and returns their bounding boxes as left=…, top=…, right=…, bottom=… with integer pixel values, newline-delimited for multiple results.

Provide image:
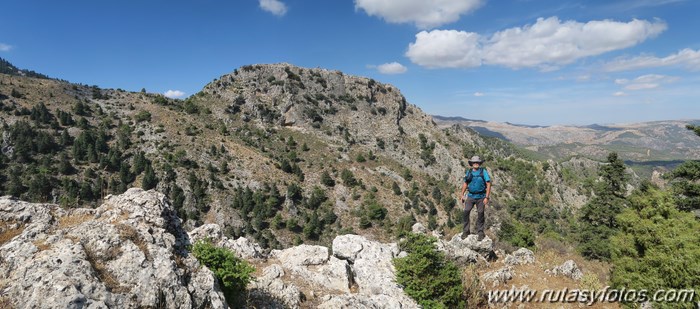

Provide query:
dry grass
left=116, top=223, right=151, bottom=261
left=32, top=239, right=51, bottom=251
left=474, top=246, right=619, bottom=309
left=58, top=213, right=94, bottom=229
left=0, top=278, right=12, bottom=309
left=83, top=245, right=129, bottom=294
left=0, top=221, right=24, bottom=246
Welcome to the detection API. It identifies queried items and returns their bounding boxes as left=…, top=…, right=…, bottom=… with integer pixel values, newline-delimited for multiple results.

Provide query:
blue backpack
left=464, top=168, right=487, bottom=194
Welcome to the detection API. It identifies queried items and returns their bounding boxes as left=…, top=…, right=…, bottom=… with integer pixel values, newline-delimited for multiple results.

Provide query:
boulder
left=331, top=235, right=417, bottom=308
left=411, top=222, right=427, bottom=234
left=547, top=260, right=583, bottom=280
left=270, top=245, right=352, bottom=293
left=436, top=233, right=494, bottom=265
left=189, top=224, right=265, bottom=259
left=504, top=248, right=535, bottom=266
left=481, top=267, right=514, bottom=287
left=248, top=264, right=302, bottom=309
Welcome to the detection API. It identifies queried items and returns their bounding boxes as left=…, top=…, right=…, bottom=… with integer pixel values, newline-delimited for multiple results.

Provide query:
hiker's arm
left=460, top=182, right=467, bottom=201
left=484, top=182, right=491, bottom=204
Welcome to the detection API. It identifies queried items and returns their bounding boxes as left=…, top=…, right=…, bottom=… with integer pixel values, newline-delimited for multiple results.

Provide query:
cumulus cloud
left=0, top=43, right=12, bottom=52
left=614, top=74, right=678, bottom=91
left=355, top=0, right=483, bottom=29
left=406, top=17, right=667, bottom=70
left=473, top=92, right=484, bottom=97
left=406, top=30, right=482, bottom=68
left=164, top=90, right=186, bottom=98
left=604, top=48, right=700, bottom=72
left=377, top=62, right=407, bottom=74
left=259, top=0, right=288, bottom=16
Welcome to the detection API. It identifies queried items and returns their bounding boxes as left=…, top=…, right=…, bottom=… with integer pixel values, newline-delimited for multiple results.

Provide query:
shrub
left=192, top=240, right=255, bottom=307
left=134, top=110, right=151, bottom=123
left=340, top=169, right=358, bottom=187
left=498, top=218, right=535, bottom=249
left=394, top=233, right=464, bottom=308
left=610, top=188, right=700, bottom=309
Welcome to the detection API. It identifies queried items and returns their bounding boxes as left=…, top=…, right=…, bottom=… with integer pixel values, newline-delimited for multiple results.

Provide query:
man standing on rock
left=460, top=156, right=491, bottom=241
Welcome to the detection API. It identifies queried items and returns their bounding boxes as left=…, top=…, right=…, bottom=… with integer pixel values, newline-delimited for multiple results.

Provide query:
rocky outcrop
left=189, top=223, right=265, bottom=259
left=504, top=248, right=535, bottom=266
left=0, top=188, right=227, bottom=308
left=546, top=260, right=583, bottom=280
left=437, top=233, right=495, bottom=265
left=481, top=267, right=514, bottom=287
left=248, top=264, right=302, bottom=309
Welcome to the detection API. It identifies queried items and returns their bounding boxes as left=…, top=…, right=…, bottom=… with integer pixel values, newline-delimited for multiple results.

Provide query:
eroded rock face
left=0, top=188, right=227, bottom=309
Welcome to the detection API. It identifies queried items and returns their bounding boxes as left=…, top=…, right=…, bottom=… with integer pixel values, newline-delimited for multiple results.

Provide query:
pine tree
left=320, top=171, right=335, bottom=187
left=610, top=186, right=700, bottom=309
left=577, top=152, right=628, bottom=260
left=6, top=167, right=26, bottom=197
left=142, top=164, right=158, bottom=190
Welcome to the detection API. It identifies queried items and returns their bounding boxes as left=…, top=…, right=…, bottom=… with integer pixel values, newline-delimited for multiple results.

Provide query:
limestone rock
left=504, top=248, right=535, bottom=266
left=272, top=244, right=330, bottom=266
left=189, top=224, right=265, bottom=259
left=248, top=264, right=302, bottom=309
left=436, top=233, right=494, bottom=265
left=547, top=260, right=583, bottom=280
left=411, top=222, right=427, bottom=234
left=482, top=267, right=514, bottom=287
left=270, top=245, right=351, bottom=293
left=331, top=234, right=417, bottom=308
left=0, top=188, right=227, bottom=309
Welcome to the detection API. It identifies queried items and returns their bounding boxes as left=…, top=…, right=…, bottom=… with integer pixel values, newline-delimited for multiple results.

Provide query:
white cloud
left=604, top=48, right=700, bottom=72
left=406, top=17, right=667, bottom=70
left=0, top=43, right=12, bottom=52
left=406, top=30, right=482, bottom=68
left=259, top=0, right=288, bottom=16
left=615, top=74, right=679, bottom=91
left=473, top=92, right=484, bottom=97
left=613, top=91, right=628, bottom=96
left=355, top=0, right=483, bottom=29
left=164, top=90, right=186, bottom=98
left=377, top=62, right=407, bottom=74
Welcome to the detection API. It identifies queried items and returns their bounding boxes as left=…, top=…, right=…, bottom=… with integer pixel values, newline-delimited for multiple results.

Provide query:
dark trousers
left=463, top=197, right=485, bottom=236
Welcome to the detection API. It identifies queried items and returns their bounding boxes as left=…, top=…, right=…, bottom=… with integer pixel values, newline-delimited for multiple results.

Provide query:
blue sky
left=1, top=0, right=699, bottom=125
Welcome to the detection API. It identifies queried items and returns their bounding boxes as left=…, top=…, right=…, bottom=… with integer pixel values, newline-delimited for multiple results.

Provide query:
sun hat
left=468, top=155, right=484, bottom=164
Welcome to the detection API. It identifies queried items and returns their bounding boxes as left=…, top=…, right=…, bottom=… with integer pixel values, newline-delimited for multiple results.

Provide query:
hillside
left=433, top=116, right=700, bottom=163
left=3, top=60, right=699, bottom=308
left=0, top=61, right=588, bottom=249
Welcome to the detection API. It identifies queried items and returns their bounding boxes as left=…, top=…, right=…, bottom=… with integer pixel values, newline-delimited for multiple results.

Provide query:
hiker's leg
left=476, top=198, right=486, bottom=237
left=463, top=197, right=476, bottom=235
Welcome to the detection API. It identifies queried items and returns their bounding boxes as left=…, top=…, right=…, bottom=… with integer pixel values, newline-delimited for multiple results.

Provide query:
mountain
left=5, top=59, right=691, bottom=308
left=433, top=116, right=700, bottom=164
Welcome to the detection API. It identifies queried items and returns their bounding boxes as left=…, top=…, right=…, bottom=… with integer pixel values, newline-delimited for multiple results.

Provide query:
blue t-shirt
left=464, top=168, right=491, bottom=199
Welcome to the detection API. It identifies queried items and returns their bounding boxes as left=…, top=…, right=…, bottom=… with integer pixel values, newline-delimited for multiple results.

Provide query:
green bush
left=610, top=187, right=700, bottom=309
left=394, top=233, right=464, bottom=308
left=192, top=240, right=255, bottom=307
left=497, top=218, right=535, bottom=249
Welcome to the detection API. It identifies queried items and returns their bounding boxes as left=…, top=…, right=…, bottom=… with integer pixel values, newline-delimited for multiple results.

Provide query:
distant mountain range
left=433, top=115, right=700, bottom=162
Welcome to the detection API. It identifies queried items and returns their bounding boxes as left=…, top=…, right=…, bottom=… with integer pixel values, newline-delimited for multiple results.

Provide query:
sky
left=1, top=0, right=699, bottom=126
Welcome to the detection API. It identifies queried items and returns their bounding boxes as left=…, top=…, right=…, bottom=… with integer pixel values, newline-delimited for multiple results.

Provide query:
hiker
left=460, top=156, right=491, bottom=240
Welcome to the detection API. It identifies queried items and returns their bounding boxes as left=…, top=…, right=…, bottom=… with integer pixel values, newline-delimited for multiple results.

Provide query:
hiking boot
left=460, top=233, right=472, bottom=240
left=477, top=233, right=485, bottom=241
